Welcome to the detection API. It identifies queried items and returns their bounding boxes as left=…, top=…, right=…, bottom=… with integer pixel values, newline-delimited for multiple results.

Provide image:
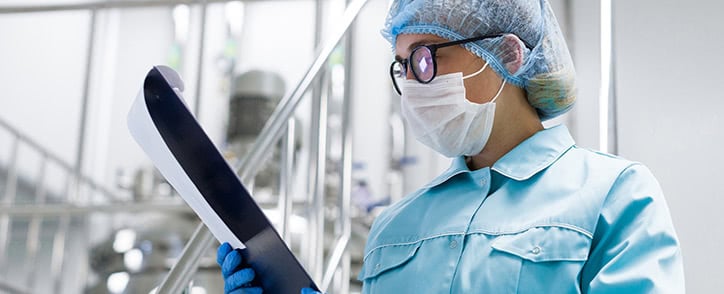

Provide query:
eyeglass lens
left=410, top=47, right=435, bottom=82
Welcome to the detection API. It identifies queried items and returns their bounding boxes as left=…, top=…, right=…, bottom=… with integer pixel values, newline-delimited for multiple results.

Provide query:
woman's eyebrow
left=407, top=38, right=440, bottom=51
left=394, top=37, right=445, bottom=61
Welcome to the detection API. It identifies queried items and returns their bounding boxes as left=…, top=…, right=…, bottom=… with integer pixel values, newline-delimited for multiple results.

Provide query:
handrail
left=0, top=117, right=122, bottom=200
left=0, top=279, right=29, bottom=294
left=0, top=201, right=192, bottom=216
left=0, top=0, right=247, bottom=14
left=0, top=114, right=123, bottom=292
left=230, top=0, right=364, bottom=179
left=156, top=0, right=369, bottom=291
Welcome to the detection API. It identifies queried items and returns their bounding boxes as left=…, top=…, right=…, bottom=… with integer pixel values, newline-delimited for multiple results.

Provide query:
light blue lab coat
left=358, top=125, right=684, bottom=293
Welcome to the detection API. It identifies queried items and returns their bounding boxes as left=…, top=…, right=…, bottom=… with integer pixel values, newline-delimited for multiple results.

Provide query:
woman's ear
left=499, top=34, right=526, bottom=75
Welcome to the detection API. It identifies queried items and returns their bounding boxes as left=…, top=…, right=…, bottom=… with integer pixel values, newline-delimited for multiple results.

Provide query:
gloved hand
left=217, top=242, right=263, bottom=294
left=301, top=288, right=323, bottom=294
left=218, top=242, right=324, bottom=294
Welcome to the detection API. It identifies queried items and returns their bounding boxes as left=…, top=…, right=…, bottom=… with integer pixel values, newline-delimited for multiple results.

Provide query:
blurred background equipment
left=226, top=69, right=287, bottom=194
left=0, top=0, right=377, bottom=292
left=1, top=0, right=723, bottom=293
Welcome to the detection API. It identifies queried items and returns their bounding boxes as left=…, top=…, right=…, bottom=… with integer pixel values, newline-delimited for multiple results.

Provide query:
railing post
left=321, top=6, right=356, bottom=289
left=277, top=119, right=296, bottom=243
left=74, top=7, right=98, bottom=202
left=0, top=138, right=19, bottom=275
left=308, top=69, right=329, bottom=282
left=305, top=0, right=327, bottom=279
left=51, top=179, right=73, bottom=293
left=157, top=0, right=370, bottom=291
left=23, top=156, right=47, bottom=290
left=339, top=14, right=355, bottom=292
left=156, top=223, right=215, bottom=294
left=192, top=0, right=208, bottom=117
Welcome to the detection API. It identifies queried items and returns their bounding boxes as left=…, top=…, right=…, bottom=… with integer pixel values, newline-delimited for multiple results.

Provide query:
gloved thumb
left=301, top=287, right=323, bottom=294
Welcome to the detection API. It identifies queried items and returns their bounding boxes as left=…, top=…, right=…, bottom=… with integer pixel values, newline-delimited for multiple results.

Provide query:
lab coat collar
left=491, top=124, right=575, bottom=181
left=427, top=125, right=575, bottom=187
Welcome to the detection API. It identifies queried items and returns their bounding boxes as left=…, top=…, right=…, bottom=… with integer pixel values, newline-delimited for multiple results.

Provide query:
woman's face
left=394, top=33, right=504, bottom=104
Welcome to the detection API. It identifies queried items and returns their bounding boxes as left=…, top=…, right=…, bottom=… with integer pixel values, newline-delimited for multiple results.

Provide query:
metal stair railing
left=0, top=0, right=233, bottom=14
left=0, top=0, right=369, bottom=291
left=0, top=114, right=220, bottom=294
left=0, top=116, right=127, bottom=293
left=156, top=0, right=368, bottom=292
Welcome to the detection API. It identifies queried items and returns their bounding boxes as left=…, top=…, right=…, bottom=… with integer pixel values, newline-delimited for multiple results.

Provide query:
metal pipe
left=50, top=177, right=74, bottom=294
left=599, top=0, right=616, bottom=154
left=23, top=157, right=48, bottom=290
left=277, top=119, right=296, bottom=243
left=0, top=194, right=311, bottom=217
left=608, top=3, right=619, bottom=155
left=323, top=18, right=356, bottom=291
left=0, top=138, right=19, bottom=273
left=0, top=201, right=192, bottom=216
left=156, top=222, right=215, bottom=294
left=320, top=235, right=350, bottom=291
left=0, top=118, right=72, bottom=172
left=74, top=8, right=98, bottom=203
left=159, top=0, right=370, bottom=290
left=561, top=0, right=578, bottom=136
left=306, top=0, right=326, bottom=278
left=0, top=108, right=121, bottom=201
left=51, top=215, right=71, bottom=293
left=340, top=251, right=350, bottom=293
left=339, top=18, right=355, bottom=292
left=0, top=0, right=253, bottom=14
left=193, top=0, right=208, bottom=117
left=231, top=0, right=368, bottom=180
left=323, top=13, right=357, bottom=290
left=73, top=11, right=100, bottom=291
left=309, top=71, right=329, bottom=281
left=0, top=280, right=29, bottom=294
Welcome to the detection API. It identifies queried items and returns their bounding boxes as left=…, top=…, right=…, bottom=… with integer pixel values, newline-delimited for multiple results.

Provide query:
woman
left=218, top=0, right=685, bottom=292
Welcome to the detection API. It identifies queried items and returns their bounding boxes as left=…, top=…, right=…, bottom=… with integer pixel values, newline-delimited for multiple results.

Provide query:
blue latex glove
left=217, top=242, right=263, bottom=294
left=218, top=243, right=323, bottom=294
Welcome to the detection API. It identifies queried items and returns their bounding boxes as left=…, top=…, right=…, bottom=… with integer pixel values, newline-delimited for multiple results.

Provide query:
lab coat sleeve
left=581, top=164, right=685, bottom=293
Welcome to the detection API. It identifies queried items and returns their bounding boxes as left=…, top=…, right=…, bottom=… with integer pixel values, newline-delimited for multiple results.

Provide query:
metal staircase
left=0, top=0, right=372, bottom=293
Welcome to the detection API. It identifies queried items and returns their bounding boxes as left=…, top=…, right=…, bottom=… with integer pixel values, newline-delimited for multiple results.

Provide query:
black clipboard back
left=128, top=65, right=319, bottom=293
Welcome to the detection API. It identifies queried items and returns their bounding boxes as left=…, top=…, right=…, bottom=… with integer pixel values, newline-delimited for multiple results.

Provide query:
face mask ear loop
left=462, top=61, right=489, bottom=79
left=490, top=79, right=506, bottom=103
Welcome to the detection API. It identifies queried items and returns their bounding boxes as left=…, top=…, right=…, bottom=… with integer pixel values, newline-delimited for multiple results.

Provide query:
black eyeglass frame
left=389, top=34, right=533, bottom=95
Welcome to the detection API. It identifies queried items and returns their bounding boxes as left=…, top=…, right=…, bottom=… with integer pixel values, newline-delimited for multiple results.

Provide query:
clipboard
left=127, top=65, right=319, bottom=293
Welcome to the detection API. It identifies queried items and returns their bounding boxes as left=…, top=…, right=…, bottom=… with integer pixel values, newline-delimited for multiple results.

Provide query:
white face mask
left=401, top=62, right=506, bottom=157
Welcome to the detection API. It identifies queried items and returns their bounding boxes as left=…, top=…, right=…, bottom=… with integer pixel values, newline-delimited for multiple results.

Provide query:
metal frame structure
left=0, top=0, right=246, bottom=14
left=162, top=0, right=368, bottom=291
left=0, top=120, right=120, bottom=293
left=0, top=0, right=368, bottom=293
left=599, top=0, right=618, bottom=154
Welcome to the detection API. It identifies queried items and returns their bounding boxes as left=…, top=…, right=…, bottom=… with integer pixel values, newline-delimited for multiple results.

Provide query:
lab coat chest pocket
left=490, top=226, right=592, bottom=294
left=359, top=241, right=422, bottom=293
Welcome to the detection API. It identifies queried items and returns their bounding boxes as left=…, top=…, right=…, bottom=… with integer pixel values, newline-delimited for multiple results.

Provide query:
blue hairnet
left=382, top=0, right=576, bottom=120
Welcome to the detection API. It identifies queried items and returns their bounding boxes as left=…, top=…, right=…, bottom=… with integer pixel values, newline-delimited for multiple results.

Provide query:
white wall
left=0, top=10, right=90, bottom=177
left=568, top=1, right=724, bottom=292
left=613, top=1, right=724, bottom=292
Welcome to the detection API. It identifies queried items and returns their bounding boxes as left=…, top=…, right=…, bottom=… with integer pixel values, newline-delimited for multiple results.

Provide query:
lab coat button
left=449, top=240, right=458, bottom=249
left=531, top=246, right=541, bottom=255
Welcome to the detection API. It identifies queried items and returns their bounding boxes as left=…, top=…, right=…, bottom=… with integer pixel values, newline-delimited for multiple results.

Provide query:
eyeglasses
left=390, top=34, right=531, bottom=95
